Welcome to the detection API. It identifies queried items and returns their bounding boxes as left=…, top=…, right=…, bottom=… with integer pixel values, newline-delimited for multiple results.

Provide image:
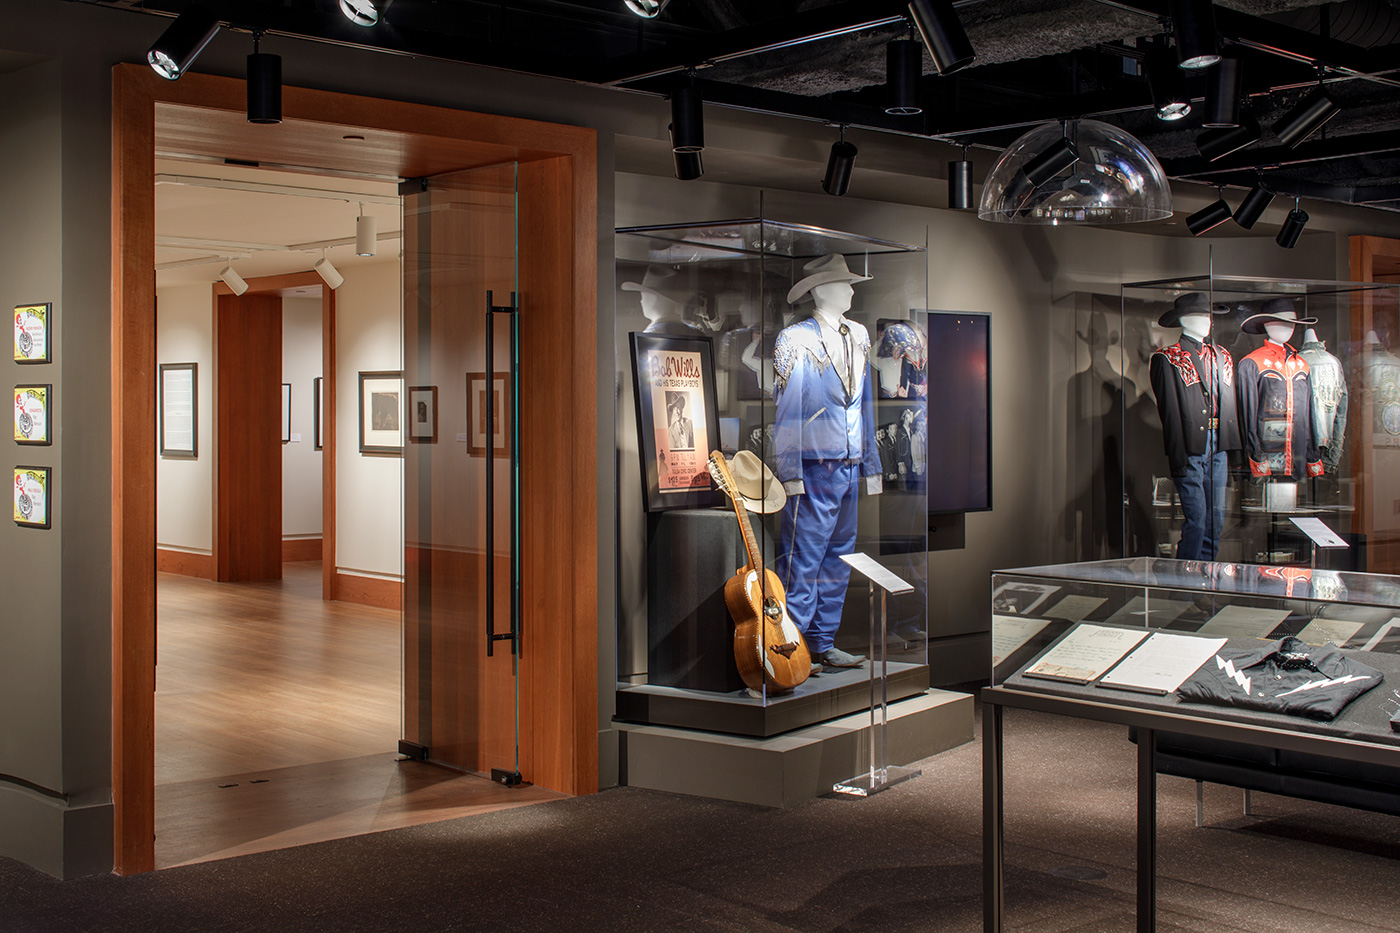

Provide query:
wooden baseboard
left=333, top=571, right=403, bottom=611
left=156, top=549, right=214, bottom=579
left=282, top=537, right=323, bottom=562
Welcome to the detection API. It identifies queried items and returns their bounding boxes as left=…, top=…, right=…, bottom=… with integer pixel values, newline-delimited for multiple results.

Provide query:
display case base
left=616, top=689, right=971, bottom=808
left=614, top=661, right=930, bottom=737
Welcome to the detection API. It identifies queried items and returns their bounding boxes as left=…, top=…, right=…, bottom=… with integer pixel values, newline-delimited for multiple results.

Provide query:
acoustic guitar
left=707, top=451, right=812, bottom=693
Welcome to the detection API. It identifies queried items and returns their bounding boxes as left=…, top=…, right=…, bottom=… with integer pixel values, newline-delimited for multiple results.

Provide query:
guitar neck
left=729, top=496, right=765, bottom=574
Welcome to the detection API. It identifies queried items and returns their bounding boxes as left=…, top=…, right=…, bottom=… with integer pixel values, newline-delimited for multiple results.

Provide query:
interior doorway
left=115, top=64, right=599, bottom=874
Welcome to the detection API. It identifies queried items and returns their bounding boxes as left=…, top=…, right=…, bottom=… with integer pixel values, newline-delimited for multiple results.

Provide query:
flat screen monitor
left=925, top=311, right=991, bottom=513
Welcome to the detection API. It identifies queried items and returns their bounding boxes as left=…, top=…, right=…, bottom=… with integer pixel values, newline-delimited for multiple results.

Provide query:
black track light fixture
left=949, top=146, right=973, bottom=210
left=823, top=127, right=857, bottom=197
left=1276, top=198, right=1308, bottom=248
left=147, top=6, right=220, bottom=80
left=1146, top=41, right=1191, bottom=121
left=1186, top=188, right=1233, bottom=235
left=1021, top=132, right=1078, bottom=188
left=670, top=82, right=703, bottom=153
left=1272, top=84, right=1340, bottom=148
left=340, top=0, right=392, bottom=27
left=1204, top=49, right=1243, bottom=128
left=907, top=0, right=974, bottom=76
left=1233, top=182, right=1273, bottom=229
left=668, top=124, right=703, bottom=180
left=1169, top=0, right=1220, bottom=70
left=885, top=38, right=923, bottom=115
left=246, top=32, right=281, bottom=125
left=625, top=0, right=670, bottom=17
left=1196, top=109, right=1261, bottom=161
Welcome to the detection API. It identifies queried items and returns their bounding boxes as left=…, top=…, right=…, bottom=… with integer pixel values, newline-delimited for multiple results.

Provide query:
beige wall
left=155, top=282, right=214, bottom=553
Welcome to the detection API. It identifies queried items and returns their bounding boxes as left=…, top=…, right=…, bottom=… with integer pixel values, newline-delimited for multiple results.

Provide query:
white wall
left=155, top=283, right=214, bottom=554
left=281, top=297, right=323, bottom=539
left=335, top=261, right=404, bottom=579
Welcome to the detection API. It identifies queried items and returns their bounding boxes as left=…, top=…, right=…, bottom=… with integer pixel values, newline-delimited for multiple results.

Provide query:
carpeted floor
left=4, top=705, right=1400, bottom=932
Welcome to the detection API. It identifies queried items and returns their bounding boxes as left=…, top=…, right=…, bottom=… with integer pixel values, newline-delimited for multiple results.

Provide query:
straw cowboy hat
left=726, top=449, right=786, bottom=514
left=1156, top=291, right=1231, bottom=328
left=621, top=265, right=689, bottom=311
left=1241, top=296, right=1317, bottom=335
left=785, top=254, right=872, bottom=305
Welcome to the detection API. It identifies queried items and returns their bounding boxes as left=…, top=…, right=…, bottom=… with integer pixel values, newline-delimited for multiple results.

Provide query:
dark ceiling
left=79, top=0, right=1400, bottom=213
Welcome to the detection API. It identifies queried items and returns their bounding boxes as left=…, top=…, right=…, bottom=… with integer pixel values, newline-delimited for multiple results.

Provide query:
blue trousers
left=1174, top=430, right=1229, bottom=561
left=776, top=460, right=860, bottom=655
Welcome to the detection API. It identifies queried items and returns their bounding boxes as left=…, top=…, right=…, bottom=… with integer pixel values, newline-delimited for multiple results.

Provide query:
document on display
left=991, top=615, right=1052, bottom=668
left=1042, top=595, right=1107, bottom=623
left=1022, top=624, right=1149, bottom=685
left=1198, top=604, right=1291, bottom=638
left=1295, top=617, right=1365, bottom=648
left=1096, top=632, right=1228, bottom=695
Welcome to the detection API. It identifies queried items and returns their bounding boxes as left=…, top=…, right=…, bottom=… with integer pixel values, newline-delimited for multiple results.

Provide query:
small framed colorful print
left=14, top=303, right=51, bottom=363
left=14, top=384, right=51, bottom=446
left=14, top=465, right=51, bottom=529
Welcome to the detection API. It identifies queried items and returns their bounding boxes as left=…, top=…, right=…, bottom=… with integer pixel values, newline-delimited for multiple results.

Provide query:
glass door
left=400, top=162, right=521, bottom=782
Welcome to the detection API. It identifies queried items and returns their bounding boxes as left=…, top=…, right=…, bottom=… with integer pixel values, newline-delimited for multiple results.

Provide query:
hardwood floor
left=154, top=562, right=561, bottom=868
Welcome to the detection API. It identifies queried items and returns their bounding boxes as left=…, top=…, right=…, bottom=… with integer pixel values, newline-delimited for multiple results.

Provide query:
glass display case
left=613, top=218, right=931, bottom=736
left=991, top=558, right=1400, bottom=744
left=1060, top=273, right=1400, bottom=575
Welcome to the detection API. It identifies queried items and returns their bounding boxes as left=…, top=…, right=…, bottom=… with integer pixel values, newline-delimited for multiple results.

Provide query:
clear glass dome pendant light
left=977, top=119, right=1173, bottom=224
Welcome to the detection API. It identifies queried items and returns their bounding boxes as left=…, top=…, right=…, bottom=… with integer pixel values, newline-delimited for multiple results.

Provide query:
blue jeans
left=1174, top=430, right=1229, bottom=561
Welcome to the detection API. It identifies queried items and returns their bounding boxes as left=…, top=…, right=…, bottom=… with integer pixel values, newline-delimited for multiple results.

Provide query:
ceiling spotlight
left=219, top=262, right=249, bottom=296
left=1186, top=191, right=1233, bottom=235
left=625, top=0, right=670, bottom=17
left=1169, top=0, right=1220, bottom=70
left=339, top=0, right=390, bottom=27
left=668, top=124, right=703, bottom=180
left=356, top=208, right=377, bottom=257
left=146, top=6, right=220, bottom=80
left=885, top=38, right=923, bottom=115
left=1146, top=42, right=1191, bottom=121
left=315, top=255, right=344, bottom=290
left=907, top=0, right=974, bottom=76
left=1272, top=87, right=1340, bottom=148
left=948, top=147, right=973, bottom=210
left=1022, top=135, right=1079, bottom=187
left=1204, top=50, right=1243, bottom=128
left=1196, top=110, right=1260, bottom=161
left=671, top=83, right=703, bottom=153
left=1233, top=183, right=1274, bottom=229
left=1276, top=199, right=1308, bottom=248
left=246, top=33, right=281, bottom=125
left=823, top=128, right=857, bottom=197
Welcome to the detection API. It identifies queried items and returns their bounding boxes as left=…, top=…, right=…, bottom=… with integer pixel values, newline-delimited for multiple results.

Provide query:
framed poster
left=14, top=465, right=51, bottom=529
left=158, top=363, right=197, bottom=458
left=408, top=385, right=438, bottom=443
left=466, top=372, right=508, bottom=457
left=629, top=332, right=723, bottom=512
left=14, top=384, right=51, bottom=446
left=313, top=377, right=323, bottom=451
left=359, top=370, right=404, bottom=454
left=280, top=383, right=291, bottom=445
left=14, top=303, right=50, bottom=363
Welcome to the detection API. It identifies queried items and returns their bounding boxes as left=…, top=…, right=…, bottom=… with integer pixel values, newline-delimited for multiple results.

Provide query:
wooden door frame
left=210, top=271, right=337, bottom=592
left=113, top=63, right=598, bottom=874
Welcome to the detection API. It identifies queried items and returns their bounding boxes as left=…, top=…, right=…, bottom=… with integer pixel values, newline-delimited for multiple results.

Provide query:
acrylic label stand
left=832, top=551, right=920, bottom=797
left=1290, top=516, right=1349, bottom=570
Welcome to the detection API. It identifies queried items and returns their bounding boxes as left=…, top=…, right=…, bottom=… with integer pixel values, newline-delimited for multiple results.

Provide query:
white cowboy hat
left=785, top=254, right=872, bottom=305
left=621, top=265, right=688, bottom=310
left=726, top=449, right=786, bottom=514
left=1241, top=296, right=1317, bottom=335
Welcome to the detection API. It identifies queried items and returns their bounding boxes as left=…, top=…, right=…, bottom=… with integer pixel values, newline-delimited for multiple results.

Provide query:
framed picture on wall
left=408, top=385, right=438, bottom=444
left=628, top=332, right=723, bottom=512
left=13, top=303, right=51, bottom=363
left=282, top=383, right=292, bottom=443
left=313, top=376, right=323, bottom=451
left=13, top=465, right=51, bottom=529
left=466, top=372, right=508, bottom=457
left=158, top=363, right=196, bottom=458
left=14, top=384, right=51, bottom=446
left=359, top=370, right=404, bottom=454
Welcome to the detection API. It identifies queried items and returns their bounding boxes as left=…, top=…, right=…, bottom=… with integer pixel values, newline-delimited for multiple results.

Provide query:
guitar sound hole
left=763, top=600, right=782, bottom=619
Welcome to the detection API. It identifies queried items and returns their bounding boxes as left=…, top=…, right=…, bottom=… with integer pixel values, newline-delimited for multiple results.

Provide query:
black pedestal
left=646, top=508, right=776, bottom=693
